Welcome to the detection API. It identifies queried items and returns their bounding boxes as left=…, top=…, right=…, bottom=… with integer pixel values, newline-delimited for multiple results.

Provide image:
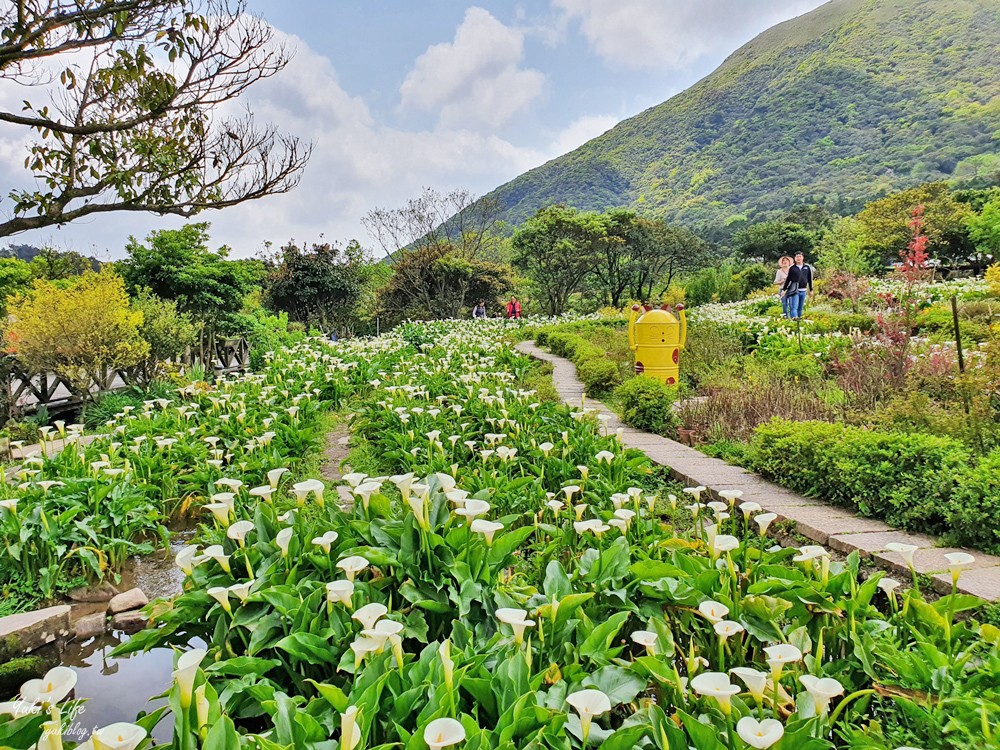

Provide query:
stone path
left=516, top=340, right=1000, bottom=601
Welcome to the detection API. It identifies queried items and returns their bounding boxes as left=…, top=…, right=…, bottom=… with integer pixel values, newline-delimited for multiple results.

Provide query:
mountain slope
left=487, top=0, right=1000, bottom=229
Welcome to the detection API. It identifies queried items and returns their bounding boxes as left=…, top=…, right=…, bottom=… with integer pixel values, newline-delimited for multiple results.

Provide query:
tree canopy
left=0, top=0, right=310, bottom=237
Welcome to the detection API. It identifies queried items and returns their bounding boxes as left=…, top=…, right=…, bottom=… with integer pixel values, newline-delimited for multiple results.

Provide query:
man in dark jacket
left=782, top=253, right=813, bottom=319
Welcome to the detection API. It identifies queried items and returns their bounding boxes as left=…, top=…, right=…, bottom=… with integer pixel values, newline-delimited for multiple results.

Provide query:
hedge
left=746, top=419, right=1000, bottom=551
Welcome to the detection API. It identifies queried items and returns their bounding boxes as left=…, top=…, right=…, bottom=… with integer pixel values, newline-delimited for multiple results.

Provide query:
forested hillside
left=486, top=0, right=1000, bottom=230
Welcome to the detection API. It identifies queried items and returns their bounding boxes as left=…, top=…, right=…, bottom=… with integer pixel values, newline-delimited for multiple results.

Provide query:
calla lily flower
left=682, top=485, right=706, bottom=501
left=20, top=666, right=77, bottom=706
left=714, top=620, right=745, bottom=640
left=496, top=607, right=535, bottom=645
left=698, top=600, right=729, bottom=623
left=799, top=674, right=845, bottom=716
left=631, top=630, right=658, bottom=656
left=207, top=587, right=232, bottom=614
left=342, top=472, right=368, bottom=488
left=175, top=545, right=200, bottom=575
left=352, top=602, right=388, bottom=630
left=718, top=489, right=743, bottom=506
left=340, top=706, right=361, bottom=750
left=455, top=498, right=490, bottom=524
left=228, top=581, right=253, bottom=602
left=202, top=545, right=231, bottom=573
left=736, top=717, right=784, bottom=749
left=471, top=519, right=504, bottom=545
left=266, top=467, right=289, bottom=488
left=349, top=636, right=380, bottom=670
left=423, top=717, right=466, bottom=750
left=877, top=577, right=901, bottom=594
left=227, top=520, right=255, bottom=545
left=562, top=485, right=580, bottom=501
left=885, top=542, right=918, bottom=569
left=326, top=580, right=354, bottom=607
left=739, top=501, right=763, bottom=518
left=594, top=450, right=614, bottom=463
left=292, top=479, right=325, bottom=507
left=312, top=530, right=339, bottom=554
left=690, top=672, right=740, bottom=714
left=755, top=512, right=777, bottom=536
left=249, top=486, right=275, bottom=503
left=944, top=551, right=975, bottom=583
left=173, top=649, right=207, bottom=708
left=712, top=535, right=740, bottom=556
left=215, top=478, right=243, bottom=492
left=337, top=555, right=370, bottom=581
left=764, top=644, right=802, bottom=680
left=573, top=503, right=589, bottom=521
left=793, top=545, right=829, bottom=562
left=565, top=689, right=611, bottom=745
left=0, top=498, right=18, bottom=515
left=203, top=502, right=232, bottom=527
left=731, top=667, right=768, bottom=702
left=353, top=480, right=383, bottom=509
left=90, top=722, right=147, bottom=750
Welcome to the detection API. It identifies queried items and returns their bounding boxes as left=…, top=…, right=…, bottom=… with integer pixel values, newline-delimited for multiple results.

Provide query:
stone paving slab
left=515, top=340, right=999, bottom=601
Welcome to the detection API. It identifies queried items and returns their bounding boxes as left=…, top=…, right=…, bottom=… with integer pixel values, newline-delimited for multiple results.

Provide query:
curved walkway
left=516, top=340, right=1000, bottom=601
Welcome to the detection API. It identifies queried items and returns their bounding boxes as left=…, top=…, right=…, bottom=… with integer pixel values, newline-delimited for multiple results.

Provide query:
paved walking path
left=516, top=340, right=1000, bottom=601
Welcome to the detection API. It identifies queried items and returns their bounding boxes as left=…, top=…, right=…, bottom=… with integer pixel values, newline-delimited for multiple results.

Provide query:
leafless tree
left=0, top=0, right=311, bottom=237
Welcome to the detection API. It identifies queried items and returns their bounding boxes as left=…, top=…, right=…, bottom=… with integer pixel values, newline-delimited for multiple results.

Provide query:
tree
left=856, top=183, right=974, bottom=267
left=265, top=240, right=368, bottom=332
left=131, top=288, right=200, bottom=382
left=512, top=205, right=608, bottom=316
left=28, top=248, right=95, bottom=279
left=967, top=195, right=1000, bottom=260
left=117, top=222, right=264, bottom=357
left=4, top=270, right=149, bottom=397
left=375, top=245, right=514, bottom=323
left=733, top=221, right=815, bottom=263
left=0, top=0, right=310, bottom=238
left=0, top=258, right=35, bottom=314
left=362, top=188, right=509, bottom=318
left=815, top=217, right=882, bottom=276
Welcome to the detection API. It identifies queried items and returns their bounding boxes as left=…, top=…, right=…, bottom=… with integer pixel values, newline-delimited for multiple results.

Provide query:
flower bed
left=0, top=320, right=997, bottom=749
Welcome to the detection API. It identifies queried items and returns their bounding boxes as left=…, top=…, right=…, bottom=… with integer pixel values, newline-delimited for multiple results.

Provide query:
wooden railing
left=1, top=337, right=250, bottom=417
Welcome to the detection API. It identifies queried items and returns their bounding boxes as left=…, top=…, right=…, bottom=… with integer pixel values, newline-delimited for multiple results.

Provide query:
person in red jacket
left=505, top=296, right=522, bottom=319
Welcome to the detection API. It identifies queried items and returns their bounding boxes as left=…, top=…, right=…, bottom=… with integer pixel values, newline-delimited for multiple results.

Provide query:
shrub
left=746, top=419, right=971, bottom=535
left=578, top=358, right=621, bottom=392
left=947, top=449, right=1000, bottom=552
left=986, top=263, right=1000, bottom=296
left=83, top=391, right=146, bottom=429
left=616, top=377, right=678, bottom=435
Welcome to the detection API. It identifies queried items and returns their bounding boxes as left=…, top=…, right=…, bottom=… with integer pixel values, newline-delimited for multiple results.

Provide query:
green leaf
left=580, top=610, right=629, bottom=661
left=274, top=632, right=337, bottom=664
left=583, top=665, right=647, bottom=706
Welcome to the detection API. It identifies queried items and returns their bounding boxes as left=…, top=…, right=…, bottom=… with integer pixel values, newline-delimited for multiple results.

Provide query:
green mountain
left=487, top=0, right=1000, bottom=230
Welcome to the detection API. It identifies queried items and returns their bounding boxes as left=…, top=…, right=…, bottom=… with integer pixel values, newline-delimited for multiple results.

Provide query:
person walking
left=506, top=296, right=522, bottom=319
left=775, top=256, right=793, bottom=318
left=472, top=300, right=487, bottom=319
left=782, top=253, right=813, bottom=320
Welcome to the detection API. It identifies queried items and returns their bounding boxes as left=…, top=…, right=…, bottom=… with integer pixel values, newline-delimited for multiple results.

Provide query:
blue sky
left=0, top=0, right=826, bottom=259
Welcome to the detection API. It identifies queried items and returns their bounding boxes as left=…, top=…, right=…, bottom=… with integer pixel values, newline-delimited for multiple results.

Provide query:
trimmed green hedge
left=745, top=419, right=1000, bottom=551
left=616, top=377, right=679, bottom=436
left=536, top=328, right=623, bottom=394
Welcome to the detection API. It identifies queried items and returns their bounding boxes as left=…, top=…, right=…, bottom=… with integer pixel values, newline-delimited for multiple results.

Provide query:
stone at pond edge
left=68, top=581, right=120, bottom=603
left=111, top=611, right=148, bottom=634
left=107, top=587, right=148, bottom=615
left=0, top=654, right=59, bottom=697
left=0, top=605, right=71, bottom=660
left=73, top=612, right=107, bottom=640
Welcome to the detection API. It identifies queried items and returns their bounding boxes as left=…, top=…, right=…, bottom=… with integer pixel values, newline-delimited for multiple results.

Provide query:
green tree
left=733, top=221, right=815, bottom=262
left=131, top=289, right=200, bottom=383
left=0, top=258, right=35, bottom=314
left=815, top=217, right=883, bottom=275
left=265, top=240, right=368, bottom=332
left=967, top=195, right=1000, bottom=260
left=512, top=205, right=608, bottom=316
left=118, top=223, right=265, bottom=359
left=856, top=183, right=974, bottom=266
left=0, top=0, right=309, bottom=238
left=28, top=248, right=94, bottom=280
left=4, top=270, right=149, bottom=398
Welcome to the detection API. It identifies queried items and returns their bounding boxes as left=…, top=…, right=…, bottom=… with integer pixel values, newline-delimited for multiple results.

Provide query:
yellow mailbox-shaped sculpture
left=627, top=304, right=687, bottom=385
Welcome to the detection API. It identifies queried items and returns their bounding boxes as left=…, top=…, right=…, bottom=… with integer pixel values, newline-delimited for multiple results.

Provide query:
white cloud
left=399, top=7, right=546, bottom=129
left=546, top=114, right=619, bottom=157
left=553, top=0, right=827, bottom=70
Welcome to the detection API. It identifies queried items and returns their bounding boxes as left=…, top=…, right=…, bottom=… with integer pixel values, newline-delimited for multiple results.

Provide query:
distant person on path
left=775, top=255, right=793, bottom=318
left=506, top=296, right=522, bottom=319
left=472, top=300, right=487, bottom=319
left=782, top=253, right=814, bottom=320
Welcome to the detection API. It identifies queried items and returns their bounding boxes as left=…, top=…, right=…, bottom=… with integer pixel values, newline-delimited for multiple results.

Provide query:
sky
left=0, top=0, right=828, bottom=260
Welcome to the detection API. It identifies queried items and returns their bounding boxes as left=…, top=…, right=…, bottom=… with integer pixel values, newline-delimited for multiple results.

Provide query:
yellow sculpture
left=627, top=304, right=687, bottom=385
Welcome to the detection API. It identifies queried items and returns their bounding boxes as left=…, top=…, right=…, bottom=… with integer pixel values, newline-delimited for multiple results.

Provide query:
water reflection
left=62, top=630, right=202, bottom=744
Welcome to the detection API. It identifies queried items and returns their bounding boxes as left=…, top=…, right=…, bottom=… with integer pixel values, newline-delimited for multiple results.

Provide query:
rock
left=73, top=612, right=107, bottom=640
left=0, top=605, right=71, bottom=659
left=67, top=581, right=120, bottom=603
left=107, top=587, right=148, bottom=615
left=110, top=611, right=148, bottom=634
left=0, top=654, right=58, bottom=696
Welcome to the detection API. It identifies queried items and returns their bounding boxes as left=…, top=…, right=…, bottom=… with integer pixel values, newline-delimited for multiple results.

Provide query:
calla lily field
left=1, top=318, right=998, bottom=750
